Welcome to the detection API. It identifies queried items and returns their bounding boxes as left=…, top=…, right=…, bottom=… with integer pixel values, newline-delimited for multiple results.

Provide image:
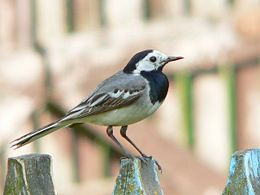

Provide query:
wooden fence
left=4, top=149, right=260, bottom=194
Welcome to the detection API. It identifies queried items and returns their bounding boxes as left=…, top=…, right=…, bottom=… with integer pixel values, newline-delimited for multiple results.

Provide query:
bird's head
left=123, top=49, right=183, bottom=74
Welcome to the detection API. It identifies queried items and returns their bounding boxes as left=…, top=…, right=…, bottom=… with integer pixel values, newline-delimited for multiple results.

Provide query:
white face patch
left=133, top=50, right=168, bottom=74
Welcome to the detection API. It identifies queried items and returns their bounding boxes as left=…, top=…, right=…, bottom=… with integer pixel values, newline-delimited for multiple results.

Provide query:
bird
left=11, top=49, right=183, bottom=161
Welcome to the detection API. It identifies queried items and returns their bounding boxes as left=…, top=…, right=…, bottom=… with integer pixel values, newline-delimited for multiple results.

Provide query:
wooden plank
left=223, top=149, right=260, bottom=194
left=113, top=158, right=163, bottom=195
left=4, top=154, right=55, bottom=195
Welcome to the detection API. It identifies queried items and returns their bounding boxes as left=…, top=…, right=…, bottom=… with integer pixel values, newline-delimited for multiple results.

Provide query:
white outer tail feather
left=11, top=120, right=70, bottom=149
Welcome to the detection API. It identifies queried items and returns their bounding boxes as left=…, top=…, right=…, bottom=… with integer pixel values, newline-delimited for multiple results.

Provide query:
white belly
left=83, top=99, right=161, bottom=126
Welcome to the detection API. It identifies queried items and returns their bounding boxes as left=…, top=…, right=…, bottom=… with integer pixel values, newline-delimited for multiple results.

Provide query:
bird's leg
left=120, top=125, right=162, bottom=172
left=120, top=126, right=148, bottom=158
left=106, top=126, right=132, bottom=158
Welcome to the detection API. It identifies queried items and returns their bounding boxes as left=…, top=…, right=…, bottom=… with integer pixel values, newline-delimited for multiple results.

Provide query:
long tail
left=11, top=120, right=70, bottom=149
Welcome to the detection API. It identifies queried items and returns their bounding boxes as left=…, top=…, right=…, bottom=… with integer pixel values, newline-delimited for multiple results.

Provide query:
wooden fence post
left=223, top=149, right=260, bottom=194
left=4, top=154, right=55, bottom=195
left=113, top=157, right=163, bottom=195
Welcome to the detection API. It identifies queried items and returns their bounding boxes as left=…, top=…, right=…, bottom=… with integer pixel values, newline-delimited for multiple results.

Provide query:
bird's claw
left=140, top=155, right=162, bottom=173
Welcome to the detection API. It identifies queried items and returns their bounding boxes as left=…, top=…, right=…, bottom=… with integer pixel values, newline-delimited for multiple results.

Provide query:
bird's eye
left=149, top=56, right=157, bottom=62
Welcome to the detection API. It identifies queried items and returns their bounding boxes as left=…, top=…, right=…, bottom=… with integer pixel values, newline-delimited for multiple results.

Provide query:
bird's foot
left=120, top=154, right=162, bottom=173
left=137, top=154, right=162, bottom=173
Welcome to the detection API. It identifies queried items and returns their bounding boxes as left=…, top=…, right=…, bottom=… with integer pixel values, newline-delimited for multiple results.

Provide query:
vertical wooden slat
left=220, top=65, right=237, bottom=154
left=175, top=72, right=194, bottom=149
left=184, top=0, right=192, bottom=15
left=227, top=0, right=235, bottom=6
left=30, top=0, right=37, bottom=48
left=66, top=0, right=74, bottom=32
left=142, top=0, right=150, bottom=21
left=228, top=66, right=238, bottom=154
left=99, top=0, right=107, bottom=26
left=71, top=129, right=80, bottom=183
left=100, top=143, right=113, bottom=177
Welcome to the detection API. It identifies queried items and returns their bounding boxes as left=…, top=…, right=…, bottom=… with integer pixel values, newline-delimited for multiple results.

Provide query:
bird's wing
left=61, top=72, right=146, bottom=121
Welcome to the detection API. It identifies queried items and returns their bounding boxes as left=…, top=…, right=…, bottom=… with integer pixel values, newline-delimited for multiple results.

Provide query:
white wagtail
left=11, top=49, right=183, bottom=159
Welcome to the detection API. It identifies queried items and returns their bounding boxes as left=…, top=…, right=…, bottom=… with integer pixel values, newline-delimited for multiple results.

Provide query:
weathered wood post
left=4, top=154, right=56, bottom=195
left=113, top=157, right=163, bottom=195
left=223, top=149, right=260, bottom=194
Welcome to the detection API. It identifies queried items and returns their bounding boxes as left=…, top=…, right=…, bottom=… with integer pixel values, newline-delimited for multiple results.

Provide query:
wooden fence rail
left=4, top=149, right=260, bottom=194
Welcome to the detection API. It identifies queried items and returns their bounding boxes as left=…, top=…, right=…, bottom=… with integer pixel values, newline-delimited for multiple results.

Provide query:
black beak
left=162, top=56, right=184, bottom=65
